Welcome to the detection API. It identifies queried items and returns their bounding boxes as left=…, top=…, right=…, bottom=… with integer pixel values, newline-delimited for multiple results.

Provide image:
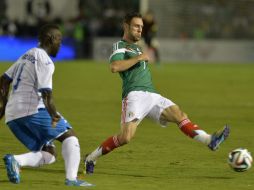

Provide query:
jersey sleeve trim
left=109, top=48, right=126, bottom=61
left=3, top=73, right=13, bottom=81
left=38, top=88, right=52, bottom=92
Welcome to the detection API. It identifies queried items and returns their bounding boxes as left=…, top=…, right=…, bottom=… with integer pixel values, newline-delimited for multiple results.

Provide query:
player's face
left=50, top=29, right=62, bottom=57
left=127, top=17, right=143, bottom=42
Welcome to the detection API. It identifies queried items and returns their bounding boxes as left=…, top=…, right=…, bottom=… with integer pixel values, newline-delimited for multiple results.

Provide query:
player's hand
left=138, top=52, right=151, bottom=62
left=52, top=114, right=61, bottom=128
left=0, top=98, right=6, bottom=120
left=0, top=109, right=4, bottom=120
left=0, top=104, right=4, bottom=120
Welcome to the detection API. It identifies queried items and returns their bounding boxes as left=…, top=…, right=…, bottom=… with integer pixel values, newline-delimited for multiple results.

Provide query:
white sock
left=14, top=151, right=56, bottom=167
left=62, top=136, right=80, bottom=180
left=87, top=147, right=102, bottom=162
left=193, top=130, right=212, bottom=145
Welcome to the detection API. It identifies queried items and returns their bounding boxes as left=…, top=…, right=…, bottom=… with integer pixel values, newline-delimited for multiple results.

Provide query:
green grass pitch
left=0, top=61, right=254, bottom=190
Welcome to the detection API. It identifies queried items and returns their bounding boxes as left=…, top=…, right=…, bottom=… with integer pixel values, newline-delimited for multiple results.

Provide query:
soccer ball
left=228, top=148, right=253, bottom=172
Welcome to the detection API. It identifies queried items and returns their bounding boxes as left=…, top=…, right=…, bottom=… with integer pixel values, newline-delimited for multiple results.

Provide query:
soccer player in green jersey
left=84, top=12, right=230, bottom=174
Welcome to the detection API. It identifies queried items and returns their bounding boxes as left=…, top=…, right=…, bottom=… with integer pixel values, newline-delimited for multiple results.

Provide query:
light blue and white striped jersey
left=4, top=47, right=55, bottom=123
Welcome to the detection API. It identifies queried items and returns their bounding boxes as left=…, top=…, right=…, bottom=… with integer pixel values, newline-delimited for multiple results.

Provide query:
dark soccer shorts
left=7, top=108, right=72, bottom=151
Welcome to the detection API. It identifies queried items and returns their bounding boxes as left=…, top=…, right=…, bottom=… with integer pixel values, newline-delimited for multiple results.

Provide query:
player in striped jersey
left=0, top=24, right=93, bottom=187
left=84, top=12, right=230, bottom=174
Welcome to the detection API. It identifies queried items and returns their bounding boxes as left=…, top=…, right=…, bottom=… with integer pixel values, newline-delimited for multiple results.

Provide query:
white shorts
left=121, top=91, right=175, bottom=126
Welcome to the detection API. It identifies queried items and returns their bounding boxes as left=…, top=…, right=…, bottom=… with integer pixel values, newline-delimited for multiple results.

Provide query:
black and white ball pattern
left=228, top=148, right=253, bottom=172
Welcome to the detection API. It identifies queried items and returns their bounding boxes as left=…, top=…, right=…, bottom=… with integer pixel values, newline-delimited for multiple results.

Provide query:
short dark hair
left=123, top=12, right=142, bottom=25
left=38, top=24, right=60, bottom=43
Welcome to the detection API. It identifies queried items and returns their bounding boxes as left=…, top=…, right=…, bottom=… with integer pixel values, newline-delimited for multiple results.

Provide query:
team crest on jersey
left=126, top=46, right=135, bottom=52
left=126, top=46, right=142, bottom=55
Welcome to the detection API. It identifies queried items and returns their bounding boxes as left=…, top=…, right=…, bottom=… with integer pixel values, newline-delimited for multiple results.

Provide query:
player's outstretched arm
left=41, top=89, right=61, bottom=127
left=0, top=75, right=11, bottom=120
left=110, top=52, right=150, bottom=73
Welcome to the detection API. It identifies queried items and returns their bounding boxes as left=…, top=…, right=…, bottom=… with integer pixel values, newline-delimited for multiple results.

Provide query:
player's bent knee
left=41, top=151, right=56, bottom=165
left=56, top=129, right=76, bottom=142
left=42, top=145, right=57, bottom=158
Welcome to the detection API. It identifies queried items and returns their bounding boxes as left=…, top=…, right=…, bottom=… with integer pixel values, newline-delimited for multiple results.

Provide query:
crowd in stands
left=1, top=0, right=253, bottom=39
left=175, top=0, right=254, bottom=39
left=0, top=0, right=138, bottom=58
left=0, top=0, right=254, bottom=58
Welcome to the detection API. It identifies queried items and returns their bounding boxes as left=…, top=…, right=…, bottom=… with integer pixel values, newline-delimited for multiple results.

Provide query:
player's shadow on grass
left=95, top=171, right=234, bottom=180
left=20, top=167, right=87, bottom=176
left=22, top=167, right=65, bottom=174
left=200, top=176, right=234, bottom=179
left=96, top=171, right=161, bottom=179
left=0, top=180, right=11, bottom=183
left=9, top=166, right=162, bottom=179
left=0, top=179, right=62, bottom=186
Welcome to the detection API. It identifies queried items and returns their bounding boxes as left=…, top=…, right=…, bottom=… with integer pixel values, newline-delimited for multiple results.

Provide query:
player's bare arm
left=110, top=52, right=150, bottom=73
left=0, top=75, right=11, bottom=119
left=41, top=90, right=61, bottom=126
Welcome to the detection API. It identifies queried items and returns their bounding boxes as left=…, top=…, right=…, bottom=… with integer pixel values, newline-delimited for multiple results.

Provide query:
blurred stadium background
left=1, top=1, right=254, bottom=189
left=1, top=0, right=254, bottom=62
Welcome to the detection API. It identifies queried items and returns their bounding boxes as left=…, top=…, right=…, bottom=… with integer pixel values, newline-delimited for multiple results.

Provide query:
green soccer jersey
left=109, top=40, right=157, bottom=99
